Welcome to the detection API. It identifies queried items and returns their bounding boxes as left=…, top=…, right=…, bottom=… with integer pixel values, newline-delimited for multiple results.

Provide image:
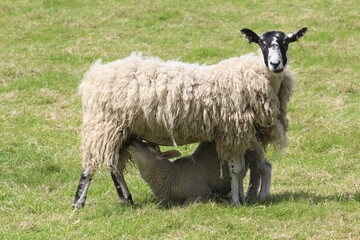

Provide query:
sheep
left=127, top=140, right=230, bottom=206
left=126, top=139, right=272, bottom=206
left=72, top=27, right=307, bottom=208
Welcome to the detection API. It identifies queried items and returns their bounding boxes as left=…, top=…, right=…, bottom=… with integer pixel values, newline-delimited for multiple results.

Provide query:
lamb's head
left=241, top=27, right=307, bottom=74
left=127, top=139, right=181, bottom=165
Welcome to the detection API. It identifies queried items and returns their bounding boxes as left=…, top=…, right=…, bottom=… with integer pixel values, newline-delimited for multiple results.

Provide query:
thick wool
left=79, top=52, right=295, bottom=172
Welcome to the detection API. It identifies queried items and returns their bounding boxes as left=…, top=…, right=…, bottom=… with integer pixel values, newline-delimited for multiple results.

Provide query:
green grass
left=1, top=0, right=359, bottom=239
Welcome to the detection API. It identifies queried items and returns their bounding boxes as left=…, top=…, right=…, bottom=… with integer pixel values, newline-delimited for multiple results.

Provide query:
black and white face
left=241, top=27, right=307, bottom=73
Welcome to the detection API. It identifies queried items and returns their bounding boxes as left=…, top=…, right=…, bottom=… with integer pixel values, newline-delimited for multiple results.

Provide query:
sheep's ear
left=240, top=28, right=260, bottom=44
left=160, top=150, right=181, bottom=160
left=285, top=27, right=307, bottom=43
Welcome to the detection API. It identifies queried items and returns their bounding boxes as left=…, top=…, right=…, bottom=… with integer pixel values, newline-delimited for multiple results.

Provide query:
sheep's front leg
left=229, top=152, right=246, bottom=206
left=72, top=169, right=94, bottom=209
left=238, top=153, right=247, bottom=205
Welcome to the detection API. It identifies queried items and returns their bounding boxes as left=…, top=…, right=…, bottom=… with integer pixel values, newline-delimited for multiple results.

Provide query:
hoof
left=121, top=196, right=134, bottom=205
left=232, top=200, right=242, bottom=207
left=240, top=195, right=245, bottom=205
left=257, top=193, right=269, bottom=203
left=72, top=202, right=84, bottom=209
left=246, top=193, right=258, bottom=203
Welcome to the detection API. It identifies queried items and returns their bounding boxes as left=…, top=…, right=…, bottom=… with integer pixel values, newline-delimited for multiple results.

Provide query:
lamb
left=126, top=139, right=272, bottom=206
left=72, top=27, right=307, bottom=208
left=127, top=140, right=230, bottom=206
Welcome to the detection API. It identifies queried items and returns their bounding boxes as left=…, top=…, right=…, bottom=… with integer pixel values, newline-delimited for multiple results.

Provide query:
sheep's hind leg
left=110, top=147, right=133, bottom=204
left=229, top=152, right=246, bottom=206
left=111, top=172, right=133, bottom=204
left=72, top=169, right=94, bottom=209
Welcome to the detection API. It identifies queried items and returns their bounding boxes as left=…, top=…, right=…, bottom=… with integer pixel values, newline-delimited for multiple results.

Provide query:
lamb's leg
left=258, top=159, right=272, bottom=202
left=72, top=169, right=94, bottom=209
left=229, top=152, right=246, bottom=206
left=247, top=166, right=261, bottom=201
left=110, top=147, right=134, bottom=204
left=245, top=146, right=263, bottom=201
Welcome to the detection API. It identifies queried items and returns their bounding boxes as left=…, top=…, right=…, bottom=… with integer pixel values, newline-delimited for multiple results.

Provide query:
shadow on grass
left=111, top=191, right=360, bottom=210
left=261, top=190, right=360, bottom=206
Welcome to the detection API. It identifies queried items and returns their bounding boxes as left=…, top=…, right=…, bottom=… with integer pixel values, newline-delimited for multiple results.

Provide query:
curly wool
left=79, top=52, right=295, bottom=172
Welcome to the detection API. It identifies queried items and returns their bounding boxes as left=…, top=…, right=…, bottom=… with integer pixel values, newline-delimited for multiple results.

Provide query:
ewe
left=73, top=27, right=307, bottom=208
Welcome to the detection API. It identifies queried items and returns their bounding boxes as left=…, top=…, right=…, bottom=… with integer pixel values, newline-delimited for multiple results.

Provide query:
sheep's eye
left=259, top=41, right=266, bottom=48
left=149, top=144, right=158, bottom=151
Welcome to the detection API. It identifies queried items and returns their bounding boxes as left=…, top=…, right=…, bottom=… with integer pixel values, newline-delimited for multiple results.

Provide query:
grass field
left=1, top=0, right=359, bottom=239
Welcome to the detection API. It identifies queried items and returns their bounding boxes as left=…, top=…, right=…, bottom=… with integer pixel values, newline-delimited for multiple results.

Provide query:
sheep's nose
left=270, top=61, right=280, bottom=68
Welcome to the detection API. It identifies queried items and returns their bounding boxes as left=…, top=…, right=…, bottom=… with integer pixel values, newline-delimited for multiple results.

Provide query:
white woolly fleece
left=79, top=52, right=295, bottom=172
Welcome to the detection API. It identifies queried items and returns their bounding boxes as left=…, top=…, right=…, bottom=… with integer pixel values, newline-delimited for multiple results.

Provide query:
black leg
left=111, top=172, right=125, bottom=199
left=110, top=147, right=134, bottom=204
left=111, top=171, right=133, bottom=204
left=72, top=169, right=93, bottom=209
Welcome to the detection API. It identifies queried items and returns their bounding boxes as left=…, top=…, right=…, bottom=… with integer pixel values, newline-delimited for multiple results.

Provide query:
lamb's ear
left=240, top=28, right=260, bottom=44
left=160, top=150, right=181, bottom=160
left=285, top=27, right=307, bottom=43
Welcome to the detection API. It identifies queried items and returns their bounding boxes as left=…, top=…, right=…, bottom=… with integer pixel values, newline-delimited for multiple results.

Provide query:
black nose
left=270, top=61, right=280, bottom=68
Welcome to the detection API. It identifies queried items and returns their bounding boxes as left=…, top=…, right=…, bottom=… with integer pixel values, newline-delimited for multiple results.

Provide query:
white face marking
left=268, top=37, right=284, bottom=73
left=286, top=33, right=295, bottom=40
